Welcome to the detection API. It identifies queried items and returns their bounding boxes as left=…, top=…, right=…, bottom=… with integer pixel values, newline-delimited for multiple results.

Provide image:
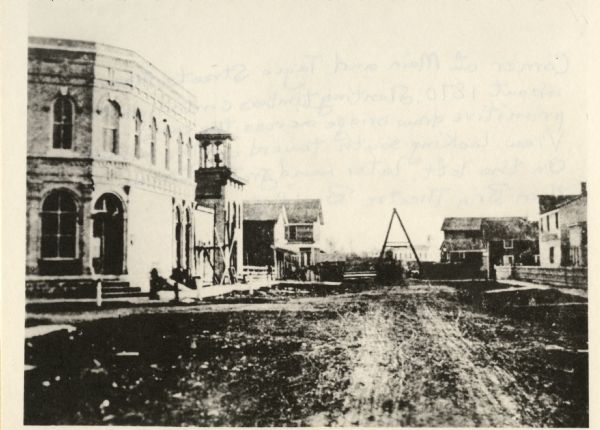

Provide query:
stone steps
left=101, top=281, right=145, bottom=299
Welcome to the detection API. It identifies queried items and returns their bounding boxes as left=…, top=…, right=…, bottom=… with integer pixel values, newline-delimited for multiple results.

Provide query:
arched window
left=177, top=133, right=183, bottom=175
left=102, top=100, right=120, bottom=154
left=134, top=109, right=142, bottom=159
left=164, top=125, right=171, bottom=170
left=52, top=96, right=74, bottom=149
left=41, top=190, right=77, bottom=259
left=187, top=138, right=192, bottom=178
left=150, top=118, right=157, bottom=165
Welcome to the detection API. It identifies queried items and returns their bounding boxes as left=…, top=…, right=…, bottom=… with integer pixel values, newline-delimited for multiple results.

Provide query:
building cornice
left=29, top=37, right=196, bottom=99
left=29, top=37, right=198, bottom=118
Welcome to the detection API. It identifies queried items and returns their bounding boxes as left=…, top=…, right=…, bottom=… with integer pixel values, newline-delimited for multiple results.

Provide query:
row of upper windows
left=540, top=212, right=559, bottom=233
left=51, top=95, right=195, bottom=178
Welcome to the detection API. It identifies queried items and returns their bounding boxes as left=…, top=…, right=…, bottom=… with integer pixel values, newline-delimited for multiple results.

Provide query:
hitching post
left=96, top=280, right=102, bottom=307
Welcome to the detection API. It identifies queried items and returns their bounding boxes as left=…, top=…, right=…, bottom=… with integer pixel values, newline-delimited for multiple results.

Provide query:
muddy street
left=25, top=283, right=588, bottom=426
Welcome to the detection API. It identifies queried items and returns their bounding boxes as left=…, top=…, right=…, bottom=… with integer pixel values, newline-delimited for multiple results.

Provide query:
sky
left=28, top=0, right=589, bottom=254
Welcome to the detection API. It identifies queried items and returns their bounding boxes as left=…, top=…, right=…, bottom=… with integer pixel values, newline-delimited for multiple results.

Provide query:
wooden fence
left=420, top=262, right=486, bottom=280
left=511, top=266, right=587, bottom=289
left=343, top=271, right=377, bottom=280
left=242, top=265, right=269, bottom=281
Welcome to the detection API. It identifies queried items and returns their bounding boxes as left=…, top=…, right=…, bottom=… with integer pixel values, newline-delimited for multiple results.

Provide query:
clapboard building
left=440, top=217, right=538, bottom=278
left=243, top=199, right=324, bottom=278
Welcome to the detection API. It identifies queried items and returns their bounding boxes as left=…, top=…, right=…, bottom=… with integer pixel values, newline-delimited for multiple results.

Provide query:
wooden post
left=213, top=203, right=217, bottom=284
left=96, top=280, right=102, bottom=307
left=174, top=282, right=180, bottom=302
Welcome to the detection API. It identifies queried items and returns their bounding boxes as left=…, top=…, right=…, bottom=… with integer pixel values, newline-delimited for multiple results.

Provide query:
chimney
left=581, top=182, right=587, bottom=196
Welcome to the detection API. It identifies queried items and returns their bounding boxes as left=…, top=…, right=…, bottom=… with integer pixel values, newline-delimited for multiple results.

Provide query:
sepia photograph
left=1, top=0, right=596, bottom=427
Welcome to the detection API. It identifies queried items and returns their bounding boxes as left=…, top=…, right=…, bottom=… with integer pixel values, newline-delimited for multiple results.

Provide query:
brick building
left=26, top=37, right=218, bottom=294
left=537, top=182, right=587, bottom=267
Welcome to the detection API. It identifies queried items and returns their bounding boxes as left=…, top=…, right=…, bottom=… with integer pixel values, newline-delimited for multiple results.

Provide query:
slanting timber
left=279, top=280, right=342, bottom=287
left=378, top=210, right=396, bottom=260
left=485, top=285, right=552, bottom=294
left=393, top=209, right=422, bottom=271
left=25, top=324, right=76, bottom=338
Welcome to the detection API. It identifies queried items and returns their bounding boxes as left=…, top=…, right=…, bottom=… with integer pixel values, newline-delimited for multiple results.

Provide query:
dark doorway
left=93, top=194, right=124, bottom=275
left=175, top=208, right=183, bottom=270
left=185, top=210, right=192, bottom=271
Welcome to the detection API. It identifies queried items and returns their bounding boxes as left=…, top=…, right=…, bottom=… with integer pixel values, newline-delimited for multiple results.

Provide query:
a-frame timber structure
left=378, top=208, right=422, bottom=273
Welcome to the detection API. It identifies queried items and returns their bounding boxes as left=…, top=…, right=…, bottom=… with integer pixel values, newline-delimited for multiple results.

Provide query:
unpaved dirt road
left=25, top=283, right=588, bottom=426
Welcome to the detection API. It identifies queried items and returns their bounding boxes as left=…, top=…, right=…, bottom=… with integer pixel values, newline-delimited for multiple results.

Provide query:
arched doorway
left=93, top=193, right=124, bottom=275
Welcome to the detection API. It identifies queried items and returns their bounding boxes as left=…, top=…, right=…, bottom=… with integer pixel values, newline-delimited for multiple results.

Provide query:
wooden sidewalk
left=170, top=279, right=342, bottom=301
left=489, top=279, right=587, bottom=299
